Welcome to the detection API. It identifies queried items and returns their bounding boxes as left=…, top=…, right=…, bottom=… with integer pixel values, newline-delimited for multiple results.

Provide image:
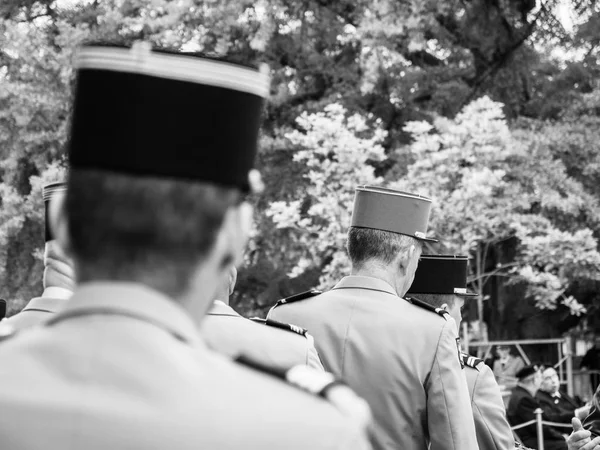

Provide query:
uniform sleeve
left=426, top=319, right=479, bottom=450
left=471, top=364, right=515, bottom=450
left=305, top=333, right=325, bottom=371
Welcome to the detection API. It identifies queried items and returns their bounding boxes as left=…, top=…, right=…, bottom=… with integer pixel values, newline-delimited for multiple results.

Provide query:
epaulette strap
left=250, top=317, right=308, bottom=337
left=235, top=355, right=342, bottom=398
left=276, top=289, right=322, bottom=307
left=405, top=297, right=449, bottom=319
left=460, top=352, right=484, bottom=370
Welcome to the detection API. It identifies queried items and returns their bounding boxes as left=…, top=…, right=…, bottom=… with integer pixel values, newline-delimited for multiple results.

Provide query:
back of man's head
left=347, top=227, right=421, bottom=270
left=66, top=169, right=241, bottom=298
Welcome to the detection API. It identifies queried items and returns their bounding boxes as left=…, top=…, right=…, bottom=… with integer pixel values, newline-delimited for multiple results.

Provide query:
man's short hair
left=347, top=227, right=421, bottom=269
left=410, top=293, right=456, bottom=310
left=66, top=169, right=241, bottom=297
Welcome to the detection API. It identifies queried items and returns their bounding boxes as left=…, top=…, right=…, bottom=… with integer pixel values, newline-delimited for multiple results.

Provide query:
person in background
left=494, top=345, right=526, bottom=390
left=508, top=365, right=567, bottom=450
left=0, top=42, right=371, bottom=449
left=200, top=265, right=324, bottom=370
left=3, top=182, right=75, bottom=331
left=269, top=186, right=478, bottom=450
left=407, top=254, right=515, bottom=450
left=536, top=365, right=590, bottom=429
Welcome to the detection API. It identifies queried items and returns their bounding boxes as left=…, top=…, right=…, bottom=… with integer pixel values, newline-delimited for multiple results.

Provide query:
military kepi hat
left=43, top=182, right=67, bottom=242
left=407, top=254, right=477, bottom=297
left=68, top=42, right=270, bottom=192
left=350, top=186, right=437, bottom=242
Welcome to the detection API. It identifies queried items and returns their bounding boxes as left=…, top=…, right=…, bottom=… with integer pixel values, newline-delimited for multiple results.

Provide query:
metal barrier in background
left=511, top=408, right=573, bottom=450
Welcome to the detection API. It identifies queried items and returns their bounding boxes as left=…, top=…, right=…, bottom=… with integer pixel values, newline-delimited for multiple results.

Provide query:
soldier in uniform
left=3, top=182, right=75, bottom=330
left=269, top=186, right=478, bottom=450
left=0, top=43, right=371, bottom=449
left=201, top=265, right=324, bottom=370
left=407, top=254, right=515, bottom=450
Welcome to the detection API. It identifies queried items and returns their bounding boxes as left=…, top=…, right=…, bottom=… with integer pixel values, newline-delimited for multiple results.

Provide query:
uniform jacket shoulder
left=405, top=296, right=449, bottom=320
left=0, top=319, right=17, bottom=343
left=271, top=290, right=322, bottom=308
left=250, top=317, right=308, bottom=337
left=461, top=352, right=485, bottom=370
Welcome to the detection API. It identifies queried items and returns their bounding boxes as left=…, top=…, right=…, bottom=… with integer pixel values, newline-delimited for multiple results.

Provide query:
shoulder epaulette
left=250, top=317, right=308, bottom=337
left=460, top=352, right=484, bottom=370
left=405, top=297, right=449, bottom=319
left=275, top=289, right=322, bottom=307
left=235, top=355, right=340, bottom=398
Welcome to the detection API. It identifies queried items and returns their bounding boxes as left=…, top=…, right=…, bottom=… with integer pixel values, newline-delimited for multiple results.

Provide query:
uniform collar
left=41, top=286, right=73, bottom=300
left=24, top=296, right=68, bottom=313
left=332, top=276, right=399, bottom=297
left=207, top=300, right=240, bottom=317
left=55, top=282, right=203, bottom=348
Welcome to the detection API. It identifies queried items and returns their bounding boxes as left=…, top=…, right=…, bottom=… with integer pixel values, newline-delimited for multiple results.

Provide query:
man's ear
left=396, top=244, right=416, bottom=276
left=228, top=266, right=238, bottom=296
left=48, top=191, right=72, bottom=258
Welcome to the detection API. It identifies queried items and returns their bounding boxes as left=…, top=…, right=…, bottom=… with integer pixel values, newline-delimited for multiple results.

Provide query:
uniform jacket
left=536, top=390, right=580, bottom=424
left=462, top=353, right=515, bottom=450
left=507, top=385, right=566, bottom=449
left=0, top=282, right=370, bottom=450
left=4, top=287, right=72, bottom=331
left=200, top=300, right=324, bottom=371
left=493, top=355, right=525, bottom=389
left=269, top=276, right=478, bottom=450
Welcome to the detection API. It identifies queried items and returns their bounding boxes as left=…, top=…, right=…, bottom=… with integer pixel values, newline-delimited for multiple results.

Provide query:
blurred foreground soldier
left=508, top=365, right=567, bottom=450
left=3, top=182, right=75, bottom=330
left=537, top=366, right=589, bottom=426
left=269, top=186, right=478, bottom=450
left=201, top=265, right=324, bottom=370
left=568, top=418, right=600, bottom=450
left=407, top=254, right=515, bottom=450
left=583, top=384, right=600, bottom=437
left=0, top=43, right=371, bottom=449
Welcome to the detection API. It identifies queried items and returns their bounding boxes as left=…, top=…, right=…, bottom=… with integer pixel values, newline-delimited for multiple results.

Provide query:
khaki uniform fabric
left=201, top=300, right=324, bottom=371
left=4, top=287, right=72, bottom=331
left=463, top=353, right=515, bottom=450
left=0, top=283, right=370, bottom=450
left=269, top=275, right=478, bottom=450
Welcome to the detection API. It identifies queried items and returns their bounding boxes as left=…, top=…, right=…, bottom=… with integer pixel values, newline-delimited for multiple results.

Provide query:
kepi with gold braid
left=350, top=186, right=437, bottom=242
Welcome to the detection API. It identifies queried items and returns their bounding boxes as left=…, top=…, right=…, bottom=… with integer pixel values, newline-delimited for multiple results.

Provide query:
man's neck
left=41, top=286, right=73, bottom=300
left=351, top=263, right=401, bottom=296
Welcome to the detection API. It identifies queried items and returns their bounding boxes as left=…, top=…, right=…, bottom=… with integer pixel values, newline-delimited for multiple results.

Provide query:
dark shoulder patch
left=276, top=289, right=321, bottom=307
left=250, top=317, right=307, bottom=337
left=461, top=352, right=484, bottom=370
left=235, top=355, right=339, bottom=398
left=405, top=297, right=449, bottom=319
